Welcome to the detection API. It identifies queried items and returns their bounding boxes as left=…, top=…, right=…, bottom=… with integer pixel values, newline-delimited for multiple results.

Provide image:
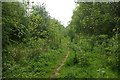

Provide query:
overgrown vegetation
left=2, top=1, right=120, bottom=78
left=58, top=2, right=120, bottom=78
left=2, top=1, right=66, bottom=78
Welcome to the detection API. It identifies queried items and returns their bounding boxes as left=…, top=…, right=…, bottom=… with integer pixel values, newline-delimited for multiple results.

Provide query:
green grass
left=2, top=36, right=119, bottom=78
left=3, top=37, right=69, bottom=78
left=57, top=50, right=118, bottom=78
left=56, top=38, right=118, bottom=78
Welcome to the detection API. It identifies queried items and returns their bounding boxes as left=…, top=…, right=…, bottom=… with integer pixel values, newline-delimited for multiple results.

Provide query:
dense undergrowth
left=2, top=1, right=67, bottom=78
left=3, top=38, right=68, bottom=78
left=57, top=35, right=119, bottom=78
left=2, top=1, right=120, bottom=78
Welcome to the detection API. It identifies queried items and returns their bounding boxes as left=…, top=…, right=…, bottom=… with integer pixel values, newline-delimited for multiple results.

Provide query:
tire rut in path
left=54, top=48, right=70, bottom=75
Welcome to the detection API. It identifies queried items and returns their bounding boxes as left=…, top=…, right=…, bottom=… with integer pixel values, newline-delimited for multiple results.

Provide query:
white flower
left=102, top=71, right=105, bottom=73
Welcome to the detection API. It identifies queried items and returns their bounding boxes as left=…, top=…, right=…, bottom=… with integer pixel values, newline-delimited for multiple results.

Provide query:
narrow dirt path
left=54, top=48, right=70, bottom=76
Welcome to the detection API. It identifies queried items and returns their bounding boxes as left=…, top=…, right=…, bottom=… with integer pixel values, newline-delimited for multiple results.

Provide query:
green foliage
left=2, top=1, right=120, bottom=78
left=2, top=1, right=66, bottom=78
left=58, top=35, right=118, bottom=78
left=68, top=2, right=120, bottom=36
left=2, top=2, right=29, bottom=48
left=65, top=2, right=120, bottom=78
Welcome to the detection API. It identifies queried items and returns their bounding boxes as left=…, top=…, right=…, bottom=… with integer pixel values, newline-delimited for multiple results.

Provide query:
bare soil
left=55, top=48, right=69, bottom=75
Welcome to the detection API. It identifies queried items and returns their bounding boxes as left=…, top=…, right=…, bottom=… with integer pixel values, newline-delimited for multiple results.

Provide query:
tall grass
left=57, top=35, right=118, bottom=78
